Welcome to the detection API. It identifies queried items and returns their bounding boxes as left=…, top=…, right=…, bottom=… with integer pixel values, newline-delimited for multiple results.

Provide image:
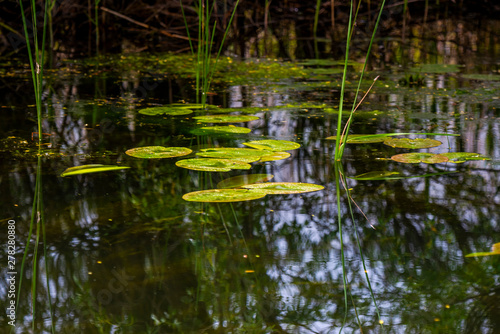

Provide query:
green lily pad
left=410, top=64, right=461, bottom=73
left=182, top=189, right=266, bottom=202
left=260, top=151, right=291, bottom=162
left=243, top=139, right=301, bottom=151
left=241, top=182, right=324, bottom=194
left=175, top=158, right=252, bottom=172
left=191, top=126, right=251, bottom=136
left=217, top=174, right=274, bottom=189
left=213, top=107, right=267, bottom=114
left=193, top=115, right=259, bottom=123
left=197, top=148, right=277, bottom=163
left=138, top=106, right=194, bottom=116
left=461, top=74, right=500, bottom=81
left=391, top=153, right=449, bottom=164
left=383, top=138, right=442, bottom=149
left=350, top=171, right=401, bottom=180
left=125, top=146, right=192, bottom=159
left=440, top=152, right=491, bottom=163
left=466, top=242, right=500, bottom=257
left=326, top=134, right=391, bottom=143
left=61, top=164, right=130, bottom=177
left=168, top=103, right=208, bottom=109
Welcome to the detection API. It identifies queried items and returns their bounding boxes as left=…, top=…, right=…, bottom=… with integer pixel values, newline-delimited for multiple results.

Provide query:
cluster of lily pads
left=326, top=132, right=490, bottom=180
left=123, top=138, right=323, bottom=202
left=329, top=132, right=489, bottom=165
left=61, top=104, right=325, bottom=202
left=60, top=103, right=490, bottom=198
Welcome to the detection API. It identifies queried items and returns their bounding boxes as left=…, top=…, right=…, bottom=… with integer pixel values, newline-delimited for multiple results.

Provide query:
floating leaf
left=326, top=134, right=391, bottom=143
left=350, top=171, right=401, bottom=180
left=182, top=189, right=266, bottom=202
left=197, top=148, right=276, bottom=163
left=260, top=151, right=291, bottom=162
left=191, top=126, right=251, bottom=136
left=168, top=103, right=208, bottom=109
left=410, top=64, right=460, bottom=73
left=214, top=107, right=267, bottom=114
left=193, top=115, right=259, bottom=123
left=241, top=182, right=324, bottom=194
left=175, top=158, right=251, bottom=172
left=125, top=146, right=192, bottom=159
left=138, top=106, right=193, bottom=116
left=440, top=152, right=491, bottom=163
left=326, top=132, right=459, bottom=143
left=466, top=242, right=500, bottom=257
left=61, top=164, right=130, bottom=177
left=391, top=153, right=449, bottom=164
left=383, top=137, right=442, bottom=149
left=243, top=139, right=301, bottom=151
left=217, top=174, right=274, bottom=189
left=461, top=74, right=500, bottom=81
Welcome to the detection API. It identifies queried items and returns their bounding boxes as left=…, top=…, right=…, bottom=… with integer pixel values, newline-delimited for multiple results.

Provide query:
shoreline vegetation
left=1, top=0, right=499, bottom=60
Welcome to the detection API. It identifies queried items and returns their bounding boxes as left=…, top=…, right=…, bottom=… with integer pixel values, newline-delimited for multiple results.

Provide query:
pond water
left=1, top=48, right=499, bottom=333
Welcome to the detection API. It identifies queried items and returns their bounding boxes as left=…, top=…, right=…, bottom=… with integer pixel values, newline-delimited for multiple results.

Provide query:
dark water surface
left=1, top=45, right=499, bottom=333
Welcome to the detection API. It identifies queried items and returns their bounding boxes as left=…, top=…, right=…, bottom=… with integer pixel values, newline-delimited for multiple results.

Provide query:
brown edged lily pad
left=182, top=189, right=265, bottom=202
left=125, top=146, right=192, bottom=159
left=193, top=115, right=259, bottom=123
left=191, top=126, right=251, bottom=135
left=241, top=182, right=324, bottom=194
left=383, top=138, right=442, bottom=149
left=391, top=153, right=449, bottom=164
left=175, top=158, right=251, bottom=172
left=243, top=139, right=301, bottom=151
left=196, top=148, right=288, bottom=163
left=440, top=152, right=491, bottom=163
left=138, top=106, right=194, bottom=116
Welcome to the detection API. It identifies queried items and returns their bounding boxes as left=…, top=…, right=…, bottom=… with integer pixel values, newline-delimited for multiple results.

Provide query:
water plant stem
left=181, top=0, right=240, bottom=106
left=334, top=0, right=387, bottom=161
left=17, top=2, right=54, bottom=332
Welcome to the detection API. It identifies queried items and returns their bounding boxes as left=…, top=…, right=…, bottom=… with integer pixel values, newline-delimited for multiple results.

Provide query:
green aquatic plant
left=180, top=0, right=241, bottom=106
left=183, top=182, right=324, bottom=202
left=193, top=115, right=259, bottom=123
left=391, top=153, right=449, bottom=164
left=138, top=106, right=194, bottom=116
left=125, top=146, right=192, bottom=159
left=60, top=164, right=131, bottom=177
left=183, top=189, right=266, bottom=202
left=17, top=1, right=56, bottom=332
left=241, top=182, right=324, bottom=195
left=350, top=170, right=457, bottom=181
left=191, top=125, right=252, bottom=136
left=175, top=158, right=252, bottom=172
left=242, top=139, right=301, bottom=151
left=196, top=147, right=291, bottom=163
left=383, top=137, right=442, bottom=149
left=410, top=63, right=461, bottom=74
left=440, top=152, right=491, bottom=163
left=329, top=0, right=388, bottom=328
left=466, top=243, right=500, bottom=257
